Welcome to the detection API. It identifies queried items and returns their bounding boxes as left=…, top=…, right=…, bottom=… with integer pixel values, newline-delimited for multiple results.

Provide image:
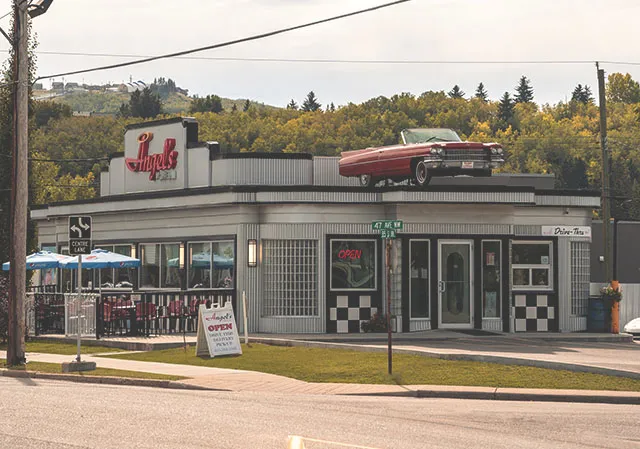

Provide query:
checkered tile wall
left=327, top=293, right=381, bottom=333
left=512, top=293, right=558, bottom=332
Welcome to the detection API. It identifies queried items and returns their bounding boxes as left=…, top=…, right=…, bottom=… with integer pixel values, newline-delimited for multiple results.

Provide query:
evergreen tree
left=128, top=87, right=162, bottom=119
left=189, top=94, right=223, bottom=114
left=514, top=75, right=534, bottom=103
left=448, top=85, right=465, bottom=99
left=497, top=92, right=515, bottom=129
left=301, top=91, right=321, bottom=112
left=243, top=99, right=251, bottom=112
left=286, top=99, right=298, bottom=110
left=474, top=82, right=488, bottom=101
left=231, top=103, right=237, bottom=112
left=329, top=102, right=336, bottom=112
left=571, top=84, right=594, bottom=104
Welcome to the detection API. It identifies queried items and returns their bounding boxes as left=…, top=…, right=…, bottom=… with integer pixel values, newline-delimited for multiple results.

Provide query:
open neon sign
left=337, top=249, right=362, bottom=260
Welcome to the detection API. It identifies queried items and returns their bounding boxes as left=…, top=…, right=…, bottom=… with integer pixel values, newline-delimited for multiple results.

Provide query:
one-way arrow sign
left=68, top=216, right=92, bottom=255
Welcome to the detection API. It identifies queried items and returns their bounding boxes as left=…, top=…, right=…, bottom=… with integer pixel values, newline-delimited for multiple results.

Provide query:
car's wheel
left=414, top=160, right=431, bottom=187
left=359, top=174, right=373, bottom=187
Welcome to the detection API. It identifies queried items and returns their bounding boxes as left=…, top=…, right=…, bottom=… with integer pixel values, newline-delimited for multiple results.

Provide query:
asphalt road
left=1, top=378, right=639, bottom=449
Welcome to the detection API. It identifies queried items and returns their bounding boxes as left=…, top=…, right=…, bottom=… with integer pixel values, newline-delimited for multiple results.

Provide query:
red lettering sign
left=125, top=132, right=178, bottom=180
left=338, top=249, right=362, bottom=260
left=207, top=323, right=234, bottom=332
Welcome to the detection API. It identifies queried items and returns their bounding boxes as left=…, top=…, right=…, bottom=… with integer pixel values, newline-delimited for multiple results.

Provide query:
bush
left=0, top=274, right=8, bottom=343
left=361, top=312, right=388, bottom=333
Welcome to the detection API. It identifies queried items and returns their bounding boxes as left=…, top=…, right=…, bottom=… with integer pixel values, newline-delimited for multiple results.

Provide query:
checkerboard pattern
left=327, top=294, right=379, bottom=333
left=512, top=294, right=557, bottom=332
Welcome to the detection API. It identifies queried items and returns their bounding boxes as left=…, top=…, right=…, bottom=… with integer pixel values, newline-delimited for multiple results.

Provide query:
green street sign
left=372, top=220, right=403, bottom=231
left=380, top=229, right=396, bottom=239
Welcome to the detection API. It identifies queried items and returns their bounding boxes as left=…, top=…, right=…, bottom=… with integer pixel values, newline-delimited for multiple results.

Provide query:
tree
left=606, top=73, right=640, bottom=104
left=32, top=100, right=72, bottom=128
left=287, top=99, right=298, bottom=110
left=448, top=85, right=465, bottom=99
left=231, top=103, right=237, bottom=113
left=571, top=84, right=594, bottom=104
left=514, top=76, right=534, bottom=103
left=497, top=92, right=515, bottom=129
left=128, top=87, right=162, bottom=119
left=189, top=94, right=223, bottom=114
left=243, top=99, right=251, bottom=112
left=475, top=83, right=488, bottom=102
left=301, top=91, right=321, bottom=112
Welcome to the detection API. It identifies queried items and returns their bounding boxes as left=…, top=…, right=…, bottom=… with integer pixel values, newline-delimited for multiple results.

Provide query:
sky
left=4, top=0, right=640, bottom=108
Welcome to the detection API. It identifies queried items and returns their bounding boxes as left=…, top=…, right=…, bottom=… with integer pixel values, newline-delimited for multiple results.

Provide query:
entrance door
left=438, top=240, right=473, bottom=328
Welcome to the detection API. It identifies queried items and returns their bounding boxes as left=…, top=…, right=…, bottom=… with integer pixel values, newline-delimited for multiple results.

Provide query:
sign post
left=372, top=220, right=403, bottom=375
left=68, top=216, right=92, bottom=364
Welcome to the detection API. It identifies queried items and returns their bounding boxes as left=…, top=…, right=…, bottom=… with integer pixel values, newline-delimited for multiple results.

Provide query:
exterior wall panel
left=211, top=158, right=312, bottom=186
left=313, top=157, right=360, bottom=187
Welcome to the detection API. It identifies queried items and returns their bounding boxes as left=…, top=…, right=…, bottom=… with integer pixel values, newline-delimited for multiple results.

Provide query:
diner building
left=31, top=117, right=600, bottom=334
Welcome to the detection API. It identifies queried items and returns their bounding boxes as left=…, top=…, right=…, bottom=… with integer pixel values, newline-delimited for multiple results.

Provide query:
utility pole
left=597, top=63, right=613, bottom=284
left=7, top=0, right=29, bottom=367
left=6, top=0, right=54, bottom=366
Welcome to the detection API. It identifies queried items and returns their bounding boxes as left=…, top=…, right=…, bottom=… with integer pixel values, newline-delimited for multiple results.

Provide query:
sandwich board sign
left=195, top=304, right=242, bottom=357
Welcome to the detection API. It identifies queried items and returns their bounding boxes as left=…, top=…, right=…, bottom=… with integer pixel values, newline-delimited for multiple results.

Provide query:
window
left=571, top=242, right=590, bottom=316
left=140, top=243, right=182, bottom=289
left=59, top=246, right=91, bottom=291
left=187, top=240, right=235, bottom=289
left=263, top=239, right=318, bottom=316
left=40, top=245, right=57, bottom=287
left=330, top=239, right=377, bottom=291
left=93, top=244, right=137, bottom=289
left=511, top=241, right=553, bottom=290
left=482, top=240, right=501, bottom=318
left=410, top=240, right=430, bottom=318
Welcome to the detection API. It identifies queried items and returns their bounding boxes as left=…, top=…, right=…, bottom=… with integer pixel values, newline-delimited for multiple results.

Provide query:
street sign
left=68, top=216, right=92, bottom=255
left=372, top=220, right=403, bottom=231
left=372, top=220, right=403, bottom=239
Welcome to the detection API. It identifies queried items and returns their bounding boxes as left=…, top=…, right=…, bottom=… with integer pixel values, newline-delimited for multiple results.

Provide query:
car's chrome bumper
left=423, top=158, right=504, bottom=170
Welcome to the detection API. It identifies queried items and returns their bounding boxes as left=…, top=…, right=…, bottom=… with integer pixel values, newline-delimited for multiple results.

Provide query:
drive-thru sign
left=68, top=216, right=92, bottom=255
left=195, top=304, right=242, bottom=358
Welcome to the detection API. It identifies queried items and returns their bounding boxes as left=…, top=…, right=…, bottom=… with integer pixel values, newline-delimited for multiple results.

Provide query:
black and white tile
left=512, top=294, right=557, bottom=332
left=327, top=294, right=378, bottom=333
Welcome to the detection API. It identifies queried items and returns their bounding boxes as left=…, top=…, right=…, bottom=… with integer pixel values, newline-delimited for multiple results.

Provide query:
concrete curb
left=344, top=386, right=640, bottom=404
left=0, top=369, right=228, bottom=392
left=253, top=337, right=640, bottom=380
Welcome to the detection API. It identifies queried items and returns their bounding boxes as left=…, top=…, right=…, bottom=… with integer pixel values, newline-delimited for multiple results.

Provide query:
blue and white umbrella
left=60, top=248, right=141, bottom=270
left=2, top=250, right=72, bottom=271
left=60, top=249, right=141, bottom=295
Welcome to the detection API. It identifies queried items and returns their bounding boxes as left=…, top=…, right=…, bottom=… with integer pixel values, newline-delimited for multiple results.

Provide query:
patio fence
left=96, top=289, right=235, bottom=339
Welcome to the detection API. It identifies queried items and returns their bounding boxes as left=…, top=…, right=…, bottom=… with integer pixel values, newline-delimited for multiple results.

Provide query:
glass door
left=438, top=240, right=473, bottom=328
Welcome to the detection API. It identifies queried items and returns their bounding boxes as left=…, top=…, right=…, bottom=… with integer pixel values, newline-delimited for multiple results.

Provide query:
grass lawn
left=1, top=360, right=184, bottom=381
left=0, top=341, right=125, bottom=355
left=103, top=343, right=640, bottom=392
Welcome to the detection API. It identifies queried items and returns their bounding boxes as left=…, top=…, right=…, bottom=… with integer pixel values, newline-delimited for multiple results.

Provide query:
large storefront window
left=161, top=243, right=181, bottom=288
left=93, top=244, right=137, bottom=289
left=512, top=241, right=553, bottom=290
left=187, top=240, right=235, bottom=289
left=410, top=240, right=430, bottom=318
left=40, top=245, right=57, bottom=287
left=330, top=239, right=377, bottom=291
left=263, top=239, right=318, bottom=316
left=482, top=240, right=501, bottom=318
left=140, top=244, right=160, bottom=288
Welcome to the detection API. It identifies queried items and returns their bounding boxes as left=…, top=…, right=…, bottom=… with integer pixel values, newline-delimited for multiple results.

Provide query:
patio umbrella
left=60, top=248, right=141, bottom=298
left=2, top=250, right=72, bottom=271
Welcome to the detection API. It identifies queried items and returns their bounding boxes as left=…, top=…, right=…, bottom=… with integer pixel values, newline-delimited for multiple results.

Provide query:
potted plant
left=600, top=284, right=622, bottom=333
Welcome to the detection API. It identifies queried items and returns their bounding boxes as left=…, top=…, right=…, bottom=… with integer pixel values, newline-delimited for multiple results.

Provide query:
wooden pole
left=7, top=1, right=29, bottom=367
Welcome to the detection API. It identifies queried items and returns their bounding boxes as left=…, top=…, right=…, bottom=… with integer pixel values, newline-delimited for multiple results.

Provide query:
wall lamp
left=179, top=243, right=185, bottom=269
left=248, top=239, right=257, bottom=267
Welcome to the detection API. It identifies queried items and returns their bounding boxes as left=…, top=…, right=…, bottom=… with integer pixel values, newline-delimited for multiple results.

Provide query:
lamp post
left=6, top=0, right=54, bottom=367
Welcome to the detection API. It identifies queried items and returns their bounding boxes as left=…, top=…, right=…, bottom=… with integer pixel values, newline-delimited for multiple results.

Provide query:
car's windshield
left=401, top=128, right=462, bottom=144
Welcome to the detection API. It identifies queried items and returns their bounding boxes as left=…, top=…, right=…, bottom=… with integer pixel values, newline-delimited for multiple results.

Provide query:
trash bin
left=587, top=297, right=611, bottom=333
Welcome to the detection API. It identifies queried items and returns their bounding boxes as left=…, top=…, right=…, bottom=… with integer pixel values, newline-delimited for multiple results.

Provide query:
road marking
left=289, top=435, right=382, bottom=449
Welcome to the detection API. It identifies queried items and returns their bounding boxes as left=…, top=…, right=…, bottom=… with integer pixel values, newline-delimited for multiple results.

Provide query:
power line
left=34, top=0, right=411, bottom=82
left=22, top=51, right=640, bottom=67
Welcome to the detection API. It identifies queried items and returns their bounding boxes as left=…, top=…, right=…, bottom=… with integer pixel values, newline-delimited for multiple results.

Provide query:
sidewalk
left=2, top=350, right=640, bottom=405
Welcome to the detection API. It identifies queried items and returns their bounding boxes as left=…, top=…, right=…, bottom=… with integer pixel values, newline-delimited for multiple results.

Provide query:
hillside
left=35, top=90, right=276, bottom=115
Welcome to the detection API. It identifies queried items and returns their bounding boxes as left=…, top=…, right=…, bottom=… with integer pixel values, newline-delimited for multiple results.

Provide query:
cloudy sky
left=5, top=0, right=640, bottom=107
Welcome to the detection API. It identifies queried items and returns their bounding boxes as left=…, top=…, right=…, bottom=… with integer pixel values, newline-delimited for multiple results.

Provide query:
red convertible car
left=339, top=128, right=505, bottom=187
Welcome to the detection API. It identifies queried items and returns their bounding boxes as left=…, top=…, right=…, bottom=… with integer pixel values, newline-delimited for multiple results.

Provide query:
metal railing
left=96, top=289, right=235, bottom=339
left=65, top=293, right=99, bottom=337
